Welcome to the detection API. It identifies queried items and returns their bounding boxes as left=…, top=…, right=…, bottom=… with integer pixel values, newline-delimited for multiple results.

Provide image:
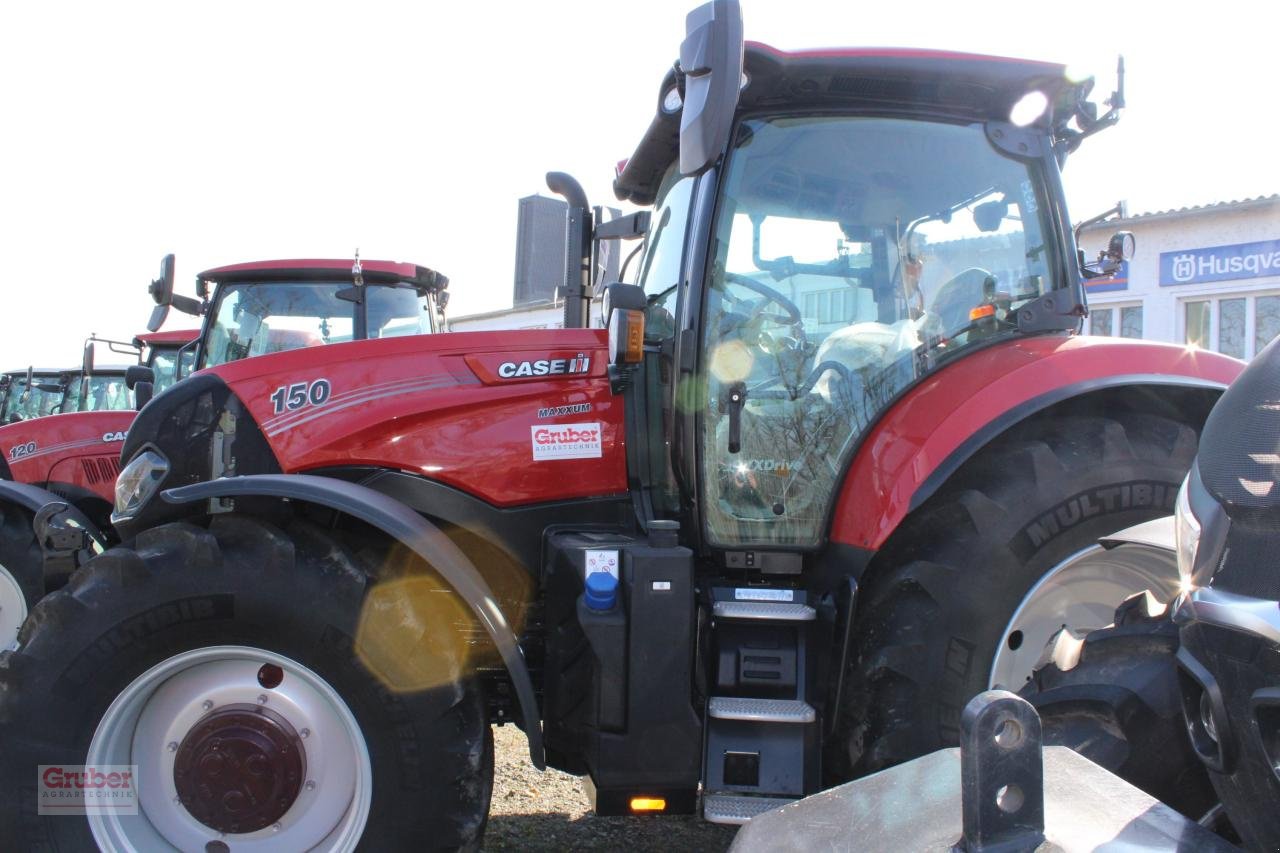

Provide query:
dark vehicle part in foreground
left=0, top=1, right=1244, bottom=850
left=1171, top=334, right=1280, bottom=851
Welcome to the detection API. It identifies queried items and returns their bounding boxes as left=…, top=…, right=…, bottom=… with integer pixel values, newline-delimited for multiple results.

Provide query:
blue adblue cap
left=584, top=571, right=618, bottom=611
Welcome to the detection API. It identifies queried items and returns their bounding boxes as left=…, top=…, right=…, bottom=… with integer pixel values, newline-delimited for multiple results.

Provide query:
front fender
left=0, top=479, right=109, bottom=547
left=162, top=473, right=546, bottom=769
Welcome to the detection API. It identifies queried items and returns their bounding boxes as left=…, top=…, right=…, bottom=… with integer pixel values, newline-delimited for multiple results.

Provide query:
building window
left=1181, top=293, right=1280, bottom=359
left=801, top=288, right=857, bottom=325
left=1120, top=306, right=1143, bottom=339
left=1219, top=298, right=1246, bottom=359
left=1087, top=303, right=1142, bottom=338
left=1185, top=301, right=1211, bottom=348
left=1090, top=308, right=1113, bottom=336
left=1257, top=295, right=1280, bottom=355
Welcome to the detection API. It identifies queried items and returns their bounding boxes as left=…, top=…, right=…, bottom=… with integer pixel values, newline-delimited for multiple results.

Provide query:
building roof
left=1078, top=194, right=1280, bottom=231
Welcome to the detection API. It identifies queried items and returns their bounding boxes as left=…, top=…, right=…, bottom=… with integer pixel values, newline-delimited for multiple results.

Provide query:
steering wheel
left=723, top=272, right=803, bottom=327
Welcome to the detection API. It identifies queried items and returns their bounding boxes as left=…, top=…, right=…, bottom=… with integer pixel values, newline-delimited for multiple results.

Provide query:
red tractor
left=0, top=255, right=447, bottom=650
left=0, top=2, right=1242, bottom=849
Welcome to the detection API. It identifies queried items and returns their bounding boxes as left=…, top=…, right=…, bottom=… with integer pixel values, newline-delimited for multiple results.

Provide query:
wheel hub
left=988, top=543, right=1181, bottom=690
left=173, top=703, right=305, bottom=834
left=0, top=562, right=28, bottom=651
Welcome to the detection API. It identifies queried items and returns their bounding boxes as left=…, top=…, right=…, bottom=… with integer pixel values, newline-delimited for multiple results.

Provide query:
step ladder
left=702, top=591, right=820, bottom=824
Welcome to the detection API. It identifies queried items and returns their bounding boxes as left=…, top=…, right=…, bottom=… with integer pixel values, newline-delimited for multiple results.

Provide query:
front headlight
left=113, top=449, right=170, bottom=520
left=1174, top=473, right=1201, bottom=592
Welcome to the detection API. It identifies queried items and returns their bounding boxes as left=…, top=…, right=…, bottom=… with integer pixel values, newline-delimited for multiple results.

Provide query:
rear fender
left=830, top=338, right=1241, bottom=551
left=162, top=473, right=546, bottom=769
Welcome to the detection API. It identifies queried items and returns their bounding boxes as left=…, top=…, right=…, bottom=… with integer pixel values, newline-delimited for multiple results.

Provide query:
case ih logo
left=38, top=764, right=138, bottom=815
left=498, top=353, right=591, bottom=379
left=531, top=422, right=603, bottom=461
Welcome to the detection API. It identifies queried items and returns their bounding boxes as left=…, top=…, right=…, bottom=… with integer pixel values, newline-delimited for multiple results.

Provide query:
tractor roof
left=615, top=42, right=1085, bottom=205
left=134, top=329, right=199, bottom=348
left=198, top=259, right=448, bottom=292
left=3, top=368, right=71, bottom=378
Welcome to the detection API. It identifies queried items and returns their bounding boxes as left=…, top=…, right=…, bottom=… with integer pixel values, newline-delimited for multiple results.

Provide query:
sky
left=1, top=0, right=1276, bottom=367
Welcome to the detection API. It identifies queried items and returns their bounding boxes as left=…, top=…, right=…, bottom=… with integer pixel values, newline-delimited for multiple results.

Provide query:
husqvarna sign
left=1160, top=239, right=1280, bottom=287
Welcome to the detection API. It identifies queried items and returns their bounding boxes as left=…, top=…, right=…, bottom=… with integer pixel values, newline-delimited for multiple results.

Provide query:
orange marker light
left=630, top=796, right=667, bottom=812
left=969, top=304, right=997, bottom=321
left=623, top=310, right=645, bottom=363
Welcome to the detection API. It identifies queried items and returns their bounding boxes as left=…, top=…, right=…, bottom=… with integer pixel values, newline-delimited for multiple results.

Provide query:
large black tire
left=0, top=514, right=493, bottom=851
left=1019, top=593, right=1217, bottom=819
left=828, top=411, right=1198, bottom=780
left=0, top=501, right=42, bottom=649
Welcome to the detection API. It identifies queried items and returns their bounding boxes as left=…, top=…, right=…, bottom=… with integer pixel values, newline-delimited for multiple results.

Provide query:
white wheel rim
left=88, top=645, right=372, bottom=852
left=0, top=561, right=27, bottom=651
left=988, top=543, right=1181, bottom=690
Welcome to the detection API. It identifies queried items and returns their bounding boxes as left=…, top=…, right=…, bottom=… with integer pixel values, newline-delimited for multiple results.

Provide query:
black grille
left=1211, top=521, right=1280, bottom=601
left=80, top=455, right=121, bottom=486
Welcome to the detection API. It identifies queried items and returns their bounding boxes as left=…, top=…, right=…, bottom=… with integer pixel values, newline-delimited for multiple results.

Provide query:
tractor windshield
left=701, top=115, right=1060, bottom=548
left=149, top=345, right=195, bottom=393
left=64, top=374, right=133, bottom=413
left=200, top=282, right=436, bottom=370
left=1, top=376, right=67, bottom=421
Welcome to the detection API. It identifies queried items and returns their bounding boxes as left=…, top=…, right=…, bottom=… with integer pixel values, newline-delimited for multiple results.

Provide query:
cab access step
left=702, top=588, right=820, bottom=824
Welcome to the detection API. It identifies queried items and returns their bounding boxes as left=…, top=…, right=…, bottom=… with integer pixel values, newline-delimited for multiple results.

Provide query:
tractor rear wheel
left=829, top=412, right=1197, bottom=780
left=0, top=514, right=493, bottom=851
left=0, top=502, right=42, bottom=651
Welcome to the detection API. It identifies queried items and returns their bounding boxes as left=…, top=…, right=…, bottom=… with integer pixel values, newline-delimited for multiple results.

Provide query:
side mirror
left=973, top=199, right=1009, bottom=233
left=147, top=254, right=202, bottom=331
left=82, top=340, right=94, bottom=375
left=602, top=283, right=647, bottom=367
left=125, top=365, right=155, bottom=390
left=147, top=253, right=177, bottom=332
left=678, top=0, right=744, bottom=176
left=134, top=381, right=154, bottom=410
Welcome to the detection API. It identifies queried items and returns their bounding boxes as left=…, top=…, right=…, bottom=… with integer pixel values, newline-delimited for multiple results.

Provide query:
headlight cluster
left=1174, top=463, right=1229, bottom=594
left=113, top=449, right=170, bottom=520
left=1174, top=473, right=1201, bottom=593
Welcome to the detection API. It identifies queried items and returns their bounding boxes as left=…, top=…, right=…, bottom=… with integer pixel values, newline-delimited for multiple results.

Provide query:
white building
left=1079, top=195, right=1280, bottom=360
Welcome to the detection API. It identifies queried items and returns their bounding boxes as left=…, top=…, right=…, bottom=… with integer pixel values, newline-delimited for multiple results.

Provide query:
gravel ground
left=483, top=723, right=740, bottom=852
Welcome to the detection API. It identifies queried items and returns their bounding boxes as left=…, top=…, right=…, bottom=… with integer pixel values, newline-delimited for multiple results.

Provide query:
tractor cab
left=0, top=369, right=70, bottom=422
left=133, top=329, right=200, bottom=393
left=148, top=256, right=450, bottom=374
left=600, top=29, right=1133, bottom=553
left=65, top=335, right=152, bottom=414
left=61, top=367, right=133, bottom=413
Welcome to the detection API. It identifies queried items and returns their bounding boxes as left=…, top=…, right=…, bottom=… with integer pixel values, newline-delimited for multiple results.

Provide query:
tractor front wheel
left=0, top=502, right=43, bottom=650
left=0, top=514, right=493, bottom=851
left=829, top=412, right=1197, bottom=779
